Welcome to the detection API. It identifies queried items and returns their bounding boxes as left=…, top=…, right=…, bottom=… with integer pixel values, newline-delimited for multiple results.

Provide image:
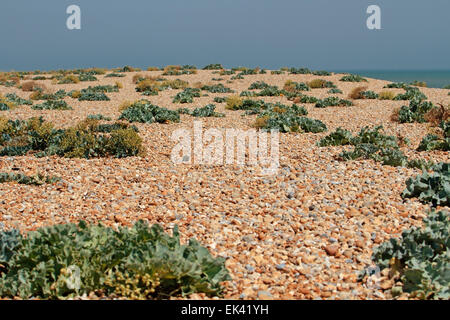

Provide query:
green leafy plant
left=328, top=88, right=343, bottom=94
left=203, top=64, right=224, bottom=70
left=0, top=172, right=60, bottom=185
left=4, top=93, right=33, bottom=106
left=401, top=162, right=449, bottom=207
left=178, top=104, right=225, bottom=118
left=213, top=97, right=226, bottom=103
left=340, top=74, right=367, bottom=82
left=395, top=98, right=434, bottom=123
left=201, top=84, right=233, bottom=93
left=173, top=88, right=201, bottom=104
left=0, top=221, right=230, bottom=299
left=119, top=100, right=180, bottom=124
left=368, top=209, right=449, bottom=300
left=31, top=100, right=72, bottom=110
left=315, top=97, right=353, bottom=108
left=317, top=127, right=353, bottom=146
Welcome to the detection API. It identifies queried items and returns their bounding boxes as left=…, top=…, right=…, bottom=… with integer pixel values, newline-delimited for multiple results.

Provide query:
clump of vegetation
left=410, top=80, right=427, bottom=87
left=391, top=98, right=434, bottom=123
left=394, top=87, right=427, bottom=101
left=0, top=116, right=145, bottom=159
left=57, top=75, right=80, bottom=84
left=172, top=88, right=201, bottom=103
left=308, top=79, right=336, bottom=89
left=78, top=91, right=110, bottom=101
left=288, top=67, right=311, bottom=75
left=30, top=89, right=67, bottom=101
left=203, top=64, right=224, bottom=70
left=317, top=127, right=353, bottom=146
left=162, top=65, right=196, bottom=76
left=315, top=97, right=353, bottom=108
left=283, top=80, right=310, bottom=92
left=31, top=100, right=72, bottom=110
left=105, top=73, right=126, bottom=78
left=418, top=109, right=449, bottom=151
left=119, top=100, right=180, bottom=124
left=178, top=104, right=225, bottom=118
left=319, top=126, right=433, bottom=168
left=384, top=82, right=408, bottom=89
left=78, top=74, right=98, bottom=82
left=201, top=84, right=234, bottom=93
left=340, top=74, right=367, bottom=82
left=249, top=81, right=271, bottom=90
left=213, top=97, right=226, bottom=103
left=225, top=96, right=243, bottom=110
left=3, top=93, right=33, bottom=106
left=87, top=114, right=112, bottom=121
left=21, top=81, right=47, bottom=92
left=0, top=172, right=60, bottom=185
left=254, top=109, right=326, bottom=133
left=328, top=88, right=343, bottom=94
left=348, top=86, right=368, bottom=99
left=348, top=87, right=379, bottom=100
left=255, top=85, right=284, bottom=97
left=0, top=221, right=230, bottom=299
left=367, top=209, right=449, bottom=300
left=378, top=91, right=396, bottom=100
left=401, top=162, right=449, bottom=207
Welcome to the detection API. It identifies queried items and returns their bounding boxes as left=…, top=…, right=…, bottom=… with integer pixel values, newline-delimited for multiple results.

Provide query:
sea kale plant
left=401, top=162, right=449, bottom=207
left=0, top=221, right=231, bottom=299
left=119, top=100, right=180, bottom=124
left=172, top=88, right=201, bottom=104
left=319, top=126, right=433, bottom=168
left=369, top=209, right=449, bottom=300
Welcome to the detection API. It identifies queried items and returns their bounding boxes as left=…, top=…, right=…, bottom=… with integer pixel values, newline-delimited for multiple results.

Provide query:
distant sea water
left=333, top=70, right=450, bottom=89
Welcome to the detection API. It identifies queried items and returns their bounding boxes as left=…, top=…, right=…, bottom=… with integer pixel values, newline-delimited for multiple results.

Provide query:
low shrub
left=384, top=82, right=408, bottom=89
left=119, top=100, right=180, bottom=124
left=308, top=79, right=336, bottom=89
left=213, top=97, right=226, bottom=103
left=0, top=221, right=230, bottom=299
left=340, top=74, right=367, bottom=82
left=31, top=100, right=72, bottom=110
left=21, top=81, right=46, bottom=92
left=180, top=104, right=225, bottom=118
left=225, top=96, right=243, bottom=110
left=283, top=80, right=310, bottom=92
left=394, top=87, right=427, bottom=101
left=410, top=80, right=427, bottom=87
left=0, top=172, right=60, bottom=185
left=348, top=86, right=368, bottom=99
left=105, top=73, right=126, bottom=78
left=172, top=88, right=201, bottom=103
left=203, top=64, right=224, bottom=70
left=58, top=75, right=80, bottom=84
left=328, top=88, right=343, bottom=94
left=320, top=126, right=433, bottom=168
left=78, top=74, right=98, bottom=82
left=315, top=97, right=353, bottom=108
left=4, top=93, right=33, bottom=106
left=378, top=91, right=396, bottom=100
left=401, top=162, right=449, bottom=207
left=249, top=81, right=271, bottom=90
left=393, top=98, right=434, bottom=123
left=201, top=84, right=234, bottom=93
left=367, top=209, right=449, bottom=300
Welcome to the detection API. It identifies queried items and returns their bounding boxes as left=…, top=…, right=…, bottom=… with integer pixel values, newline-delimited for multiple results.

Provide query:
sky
left=0, top=0, right=449, bottom=71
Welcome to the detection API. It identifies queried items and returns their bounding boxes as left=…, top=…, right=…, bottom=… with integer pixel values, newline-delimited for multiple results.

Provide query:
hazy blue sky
left=0, top=0, right=449, bottom=71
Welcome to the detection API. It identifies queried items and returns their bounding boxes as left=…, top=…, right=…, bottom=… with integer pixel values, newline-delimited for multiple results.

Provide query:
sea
left=333, top=70, right=450, bottom=89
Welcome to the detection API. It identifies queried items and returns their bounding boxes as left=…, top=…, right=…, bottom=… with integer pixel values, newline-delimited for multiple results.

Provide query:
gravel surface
left=0, top=70, right=449, bottom=300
